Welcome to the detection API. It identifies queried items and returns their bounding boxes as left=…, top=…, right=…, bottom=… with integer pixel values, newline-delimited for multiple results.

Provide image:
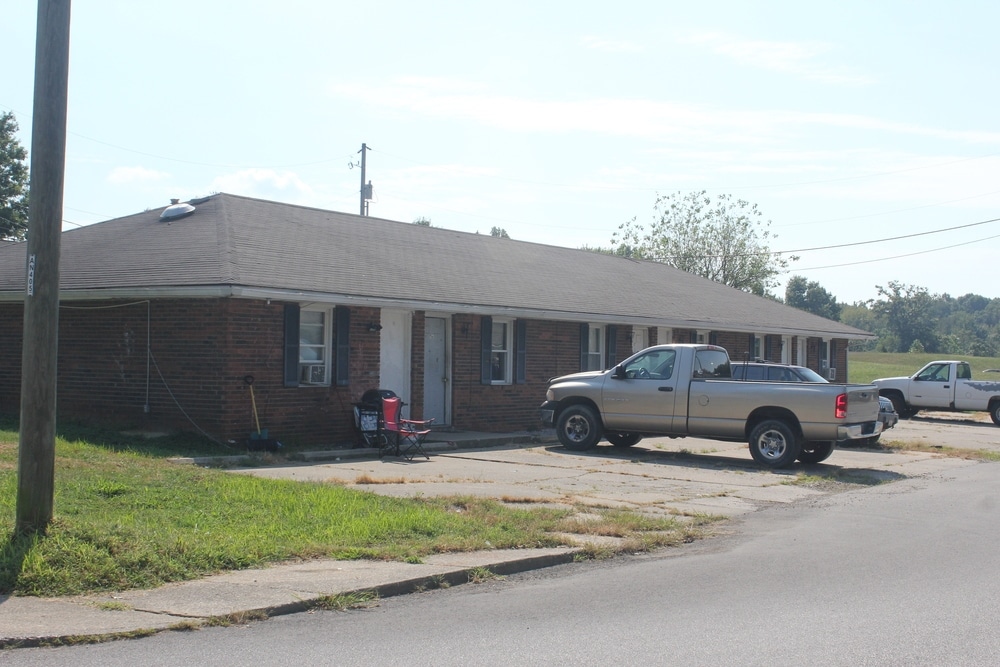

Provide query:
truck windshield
left=916, top=364, right=950, bottom=382
left=622, top=349, right=676, bottom=379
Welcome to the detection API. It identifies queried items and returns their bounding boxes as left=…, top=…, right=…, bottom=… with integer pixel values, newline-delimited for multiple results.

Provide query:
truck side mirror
left=612, top=365, right=626, bottom=379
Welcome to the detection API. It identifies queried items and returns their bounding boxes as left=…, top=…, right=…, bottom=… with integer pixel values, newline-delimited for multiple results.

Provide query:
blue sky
left=6, top=1, right=1000, bottom=304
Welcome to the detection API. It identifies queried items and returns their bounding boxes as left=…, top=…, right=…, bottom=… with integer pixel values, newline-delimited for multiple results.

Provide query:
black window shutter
left=335, top=306, right=350, bottom=386
left=515, top=319, right=527, bottom=384
left=689, top=330, right=697, bottom=343
left=748, top=333, right=756, bottom=359
left=606, top=325, right=618, bottom=368
left=765, top=335, right=772, bottom=360
left=579, top=323, right=589, bottom=370
left=480, top=316, right=493, bottom=385
left=709, top=331, right=718, bottom=346
left=283, top=303, right=300, bottom=387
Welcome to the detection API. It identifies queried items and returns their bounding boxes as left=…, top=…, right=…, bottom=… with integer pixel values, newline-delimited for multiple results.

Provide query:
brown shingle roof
left=0, top=193, right=872, bottom=338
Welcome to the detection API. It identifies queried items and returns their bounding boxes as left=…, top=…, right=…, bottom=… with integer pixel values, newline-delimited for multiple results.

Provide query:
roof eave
left=0, top=285, right=876, bottom=340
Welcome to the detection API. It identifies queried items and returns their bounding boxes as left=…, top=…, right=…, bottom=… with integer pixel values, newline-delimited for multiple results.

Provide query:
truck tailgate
left=845, top=385, right=880, bottom=422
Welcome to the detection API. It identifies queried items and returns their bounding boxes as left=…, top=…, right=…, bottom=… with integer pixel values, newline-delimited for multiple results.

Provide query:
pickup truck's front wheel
left=990, top=400, right=1000, bottom=426
left=748, top=420, right=801, bottom=468
left=606, top=432, right=642, bottom=448
left=556, top=405, right=603, bottom=451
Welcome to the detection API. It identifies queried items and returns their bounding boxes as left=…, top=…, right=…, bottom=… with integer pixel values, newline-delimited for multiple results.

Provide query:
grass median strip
left=0, top=425, right=695, bottom=598
left=880, top=439, right=1000, bottom=462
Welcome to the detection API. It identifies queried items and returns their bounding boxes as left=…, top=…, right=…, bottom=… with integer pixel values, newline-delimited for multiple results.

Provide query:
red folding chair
left=380, top=396, right=433, bottom=460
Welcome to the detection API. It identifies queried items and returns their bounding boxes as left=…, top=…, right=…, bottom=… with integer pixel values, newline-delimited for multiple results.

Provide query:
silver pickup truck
left=539, top=344, right=882, bottom=468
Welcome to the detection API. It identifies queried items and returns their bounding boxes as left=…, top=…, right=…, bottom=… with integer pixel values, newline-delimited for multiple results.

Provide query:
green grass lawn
left=0, top=421, right=694, bottom=598
left=848, top=351, right=1000, bottom=384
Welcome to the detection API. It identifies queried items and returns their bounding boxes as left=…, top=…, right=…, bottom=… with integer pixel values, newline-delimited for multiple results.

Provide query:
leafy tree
left=843, top=289, right=1000, bottom=356
left=0, top=111, right=30, bottom=241
left=490, top=226, right=510, bottom=239
left=785, top=276, right=842, bottom=320
left=611, top=190, right=796, bottom=295
left=869, top=281, right=939, bottom=353
left=412, top=217, right=432, bottom=226
left=840, top=302, right=882, bottom=351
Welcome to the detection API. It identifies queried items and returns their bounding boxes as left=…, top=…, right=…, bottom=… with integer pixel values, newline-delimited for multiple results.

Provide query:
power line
left=779, top=216, right=1000, bottom=254
left=644, top=215, right=1000, bottom=261
left=69, top=132, right=354, bottom=169
left=779, top=188, right=1000, bottom=227
left=792, top=231, right=1000, bottom=271
left=1, top=104, right=355, bottom=170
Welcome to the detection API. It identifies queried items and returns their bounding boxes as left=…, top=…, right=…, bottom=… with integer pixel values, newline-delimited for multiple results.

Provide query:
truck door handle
left=658, top=386, right=673, bottom=392
left=944, top=385, right=950, bottom=389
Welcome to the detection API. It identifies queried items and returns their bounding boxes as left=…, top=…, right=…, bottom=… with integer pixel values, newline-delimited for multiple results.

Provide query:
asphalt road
left=7, top=454, right=1000, bottom=666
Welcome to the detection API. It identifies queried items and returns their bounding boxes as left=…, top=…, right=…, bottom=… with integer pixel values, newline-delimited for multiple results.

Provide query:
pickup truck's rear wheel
left=556, top=405, right=603, bottom=451
left=748, top=420, right=801, bottom=468
left=797, top=441, right=835, bottom=464
left=606, top=432, right=642, bottom=448
left=990, top=400, right=1000, bottom=426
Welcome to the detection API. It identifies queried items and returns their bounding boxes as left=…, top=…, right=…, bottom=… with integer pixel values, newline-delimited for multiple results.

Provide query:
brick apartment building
left=0, top=194, right=871, bottom=448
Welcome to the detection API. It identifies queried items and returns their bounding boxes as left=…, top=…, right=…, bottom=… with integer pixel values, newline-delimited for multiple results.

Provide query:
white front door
left=632, top=327, right=649, bottom=354
left=379, top=309, right=411, bottom=410
left=423, top=316, right=449, bottom=424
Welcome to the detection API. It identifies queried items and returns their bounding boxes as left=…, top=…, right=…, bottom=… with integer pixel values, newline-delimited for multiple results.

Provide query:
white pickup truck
left=539, top=344, right=883, bottom=468
left=873, top=360, right=1000, bottom=425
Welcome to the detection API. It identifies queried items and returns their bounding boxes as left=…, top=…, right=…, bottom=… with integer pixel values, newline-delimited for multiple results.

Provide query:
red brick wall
left=221, top=302, right=383, bottom=446
left=0, top=303, right=24, bottom=415
left=0, top=299, right=856, bottom=445
left=450, top=316, right=581, bottom=431
left=409, top=311, right=426, bottom=420
left=0, top=299, right=385, bottom=448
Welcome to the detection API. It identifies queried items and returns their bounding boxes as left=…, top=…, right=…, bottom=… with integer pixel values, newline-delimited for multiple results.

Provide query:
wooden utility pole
left=359, top=143, right=373, bottom=216
left=16, top=0, right=72, bottom=534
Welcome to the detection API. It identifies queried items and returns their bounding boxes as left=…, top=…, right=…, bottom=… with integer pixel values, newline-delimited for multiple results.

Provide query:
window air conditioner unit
left=827, top=367, right=837, bottom=381
left=301, top=364, right=326, bottom=384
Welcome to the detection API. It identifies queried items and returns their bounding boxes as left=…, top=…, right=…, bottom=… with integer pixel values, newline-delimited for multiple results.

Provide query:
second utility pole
left=359, top=143, right=371, bottom=216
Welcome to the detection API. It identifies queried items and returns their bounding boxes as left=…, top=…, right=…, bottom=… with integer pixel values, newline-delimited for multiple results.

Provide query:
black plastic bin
left=353, top=389, right=398, bottom=448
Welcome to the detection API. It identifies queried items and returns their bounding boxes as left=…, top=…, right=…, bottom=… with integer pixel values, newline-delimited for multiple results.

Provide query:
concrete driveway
left=236, top=413, right=993, bottom=524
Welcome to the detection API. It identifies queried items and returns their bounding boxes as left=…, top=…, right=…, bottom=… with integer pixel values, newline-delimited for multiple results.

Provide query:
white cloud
left=680, top=31, right=875, bottom=85
left=331, top=79, right=1000, bottom=147
left=107, top=166, right=170, bottom=185
left=210, top=169, right=313, bottom=200
left=580, top=35, right=641, bottom=53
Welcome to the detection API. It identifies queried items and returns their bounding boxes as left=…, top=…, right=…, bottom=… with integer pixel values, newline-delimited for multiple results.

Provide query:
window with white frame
left=491, top=318, right=512, bottom=384
left=585, top=324, right=604, bottom=371
left=299, top=308, right=331, bottom=385
left=752, top=332, right=765, bottom=360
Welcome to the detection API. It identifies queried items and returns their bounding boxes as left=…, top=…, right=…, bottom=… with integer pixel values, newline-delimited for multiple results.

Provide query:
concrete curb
left=168, top=432, right=556, bottom=467
left=0, top=548, right=580, bottom=649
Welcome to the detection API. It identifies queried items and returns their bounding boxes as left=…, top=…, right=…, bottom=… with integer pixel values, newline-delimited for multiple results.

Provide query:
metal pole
left=16, top=0, right=72, bottom=534
left=359, top=143, right=366, bottom=216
